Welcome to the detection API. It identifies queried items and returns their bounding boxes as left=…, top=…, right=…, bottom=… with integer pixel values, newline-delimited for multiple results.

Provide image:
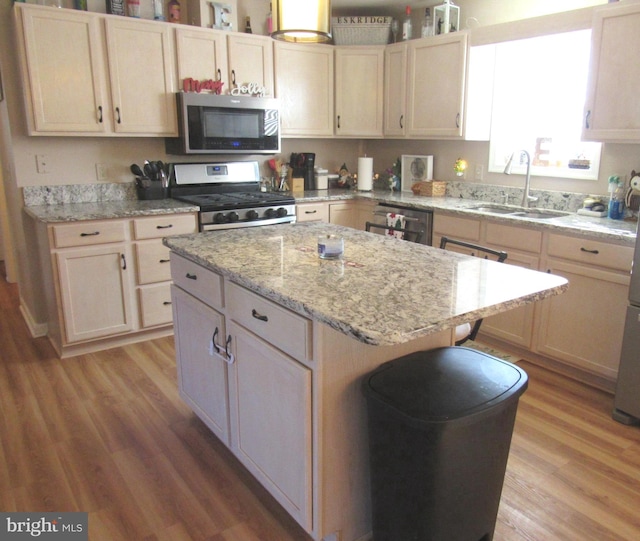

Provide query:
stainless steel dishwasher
left=371, top=202, right=434, bottom=246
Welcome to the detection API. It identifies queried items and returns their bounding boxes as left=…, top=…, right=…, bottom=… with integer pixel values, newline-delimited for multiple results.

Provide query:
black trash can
left=363, top=346, right=528, bottom=541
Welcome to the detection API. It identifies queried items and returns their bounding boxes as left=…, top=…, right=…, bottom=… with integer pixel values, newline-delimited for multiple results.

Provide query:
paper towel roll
left=358, top=157, right=373, bottom=191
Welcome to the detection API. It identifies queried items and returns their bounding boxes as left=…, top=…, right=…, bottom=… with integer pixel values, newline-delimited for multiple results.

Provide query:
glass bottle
left=401, top=5, right=412, bottom=41
left=153, top=0, right=165, bottom=20
left=421, top=7, right=433, bottom=38
left=267, top=2, right=273, bottom=34
left=168, top=0, right=181, bottom=23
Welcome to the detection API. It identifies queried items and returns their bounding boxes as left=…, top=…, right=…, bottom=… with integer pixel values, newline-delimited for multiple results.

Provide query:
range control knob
left=246, top=210, right=259, bottom=220
left=228, top=211, right=239, bottom=222
left=265, top=208, right=276, bottom=218
left=276, top=207, right=288, bottom=218
left=214, top=212, right=227, bottom=223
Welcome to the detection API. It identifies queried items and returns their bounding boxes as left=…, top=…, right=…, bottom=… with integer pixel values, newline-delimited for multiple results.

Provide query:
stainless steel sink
left=469, top=204, right=569, bottom=220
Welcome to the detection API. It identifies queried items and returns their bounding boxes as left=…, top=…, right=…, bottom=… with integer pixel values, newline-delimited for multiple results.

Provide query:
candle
left=358, top=157, right=373, bottom=191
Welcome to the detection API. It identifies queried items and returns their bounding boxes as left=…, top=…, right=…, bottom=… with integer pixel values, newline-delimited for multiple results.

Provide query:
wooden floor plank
left=2, top=267, right=640, bottom=540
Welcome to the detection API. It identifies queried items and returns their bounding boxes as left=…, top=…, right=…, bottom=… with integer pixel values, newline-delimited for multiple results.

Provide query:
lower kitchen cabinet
left=296, top=201, right=330, bottom=223
left=171, top=285, right=229, bottom=445
left=329, top=200, right=375, bottom=230
left=39, top=212, right=197, bottom=357
left=433, top=211, right=633, bottom=382
left=56, top=242, right=135, bottom=343
left=227, top=319, right=312, bottom=530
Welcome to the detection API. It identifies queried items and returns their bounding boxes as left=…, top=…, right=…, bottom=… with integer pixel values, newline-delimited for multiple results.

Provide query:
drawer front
left=227, top=282, right=311, bottom=362
left=52, top=220, right=127, bottom=248
left=171, top=253, right=224, bottom=310
left=485, top=222, right=542, bottom=254
left=136, top=240, right=172, bottom=284
left=296, top=202, right=329, bottom=222
left=133, top=213, right=197, bottom=240
left=139, top=283, right=173, bottom=327
left=433, top=214, right=481, bottom=241
left=547, top=234, right=633, bottom=272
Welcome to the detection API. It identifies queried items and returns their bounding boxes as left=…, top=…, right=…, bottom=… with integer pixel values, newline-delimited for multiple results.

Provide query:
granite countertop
left=164, top=222, right=568, bottom=346
left=24, top=198, right=199, bottom=223
left=298, top=190, right=639, bottom=245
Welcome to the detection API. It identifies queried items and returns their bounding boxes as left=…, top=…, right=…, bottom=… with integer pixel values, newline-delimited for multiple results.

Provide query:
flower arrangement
left=454, top=158, right=467, bottom=176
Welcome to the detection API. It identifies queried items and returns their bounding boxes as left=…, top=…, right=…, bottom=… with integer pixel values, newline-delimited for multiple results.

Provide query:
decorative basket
left=332, top=16, right=392, bottom=46
left=411, top=181, right=447, bottom=197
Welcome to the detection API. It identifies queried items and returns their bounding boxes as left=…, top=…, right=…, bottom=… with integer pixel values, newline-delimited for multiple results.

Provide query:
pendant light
left=271, top=0, right=332, bottom=43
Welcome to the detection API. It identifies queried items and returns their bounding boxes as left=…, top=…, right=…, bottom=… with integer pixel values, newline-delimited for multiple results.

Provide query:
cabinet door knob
left=121, top=254, right=127, bottom=270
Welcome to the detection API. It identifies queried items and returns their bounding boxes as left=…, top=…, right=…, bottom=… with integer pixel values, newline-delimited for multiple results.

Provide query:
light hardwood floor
left=2, top=268, right=640, bottom=540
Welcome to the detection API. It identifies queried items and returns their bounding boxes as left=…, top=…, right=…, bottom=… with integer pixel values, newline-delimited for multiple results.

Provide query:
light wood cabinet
left=383, top=42, right=408, bottom=137
left=274, top=42, right=334, bottom=136
left=133, top=214, right=197, bottom=328
left=406, top=32, right=468, bottom=138
left=537, top=234, right=632, bottom=380
left=104, top=17, right=177, bottom=135
left=16, top=5, right=108, bottom=134
left=41, top=213, right=196, bottom=357
left=583, top=1, right=640, bottom=141
left=434, top=212, right=632, bottom=381
left=334, top=46, right=385, bottom=137
left=296, top=202, right=330, bottom=223
left=54, top=224, right=135, bottom=344
left=16, top=4, right=178, bottom=136
left=171, top=285, right=230, bottom=445
left=175, top=26, right=228, bottom=92
left=328, top=200, right=375, bottom=230
left=227, top=32, right=274, bottom=96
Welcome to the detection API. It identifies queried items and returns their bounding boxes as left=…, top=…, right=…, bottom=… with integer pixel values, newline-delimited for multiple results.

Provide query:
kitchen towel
left=386, top=212, right=405, bottom=239
left=358, top=157, right=373, bottom=191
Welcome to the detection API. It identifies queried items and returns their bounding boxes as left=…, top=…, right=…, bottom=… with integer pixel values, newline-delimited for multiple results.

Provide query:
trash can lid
left=364, top=347, right=528, bottom=423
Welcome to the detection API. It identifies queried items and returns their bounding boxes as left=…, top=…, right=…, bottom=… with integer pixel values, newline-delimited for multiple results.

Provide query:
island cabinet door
left=227, top=321, right=312, bottom=532
left=171, top=286, right=230, bottom=446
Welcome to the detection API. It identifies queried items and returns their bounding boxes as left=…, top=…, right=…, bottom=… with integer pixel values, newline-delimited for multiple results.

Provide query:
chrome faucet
left=503, top=150, right=538, bottom=208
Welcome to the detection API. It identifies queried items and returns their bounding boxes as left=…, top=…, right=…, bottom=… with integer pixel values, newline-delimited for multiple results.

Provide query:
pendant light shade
left=271, top=0, right=332, bottom=43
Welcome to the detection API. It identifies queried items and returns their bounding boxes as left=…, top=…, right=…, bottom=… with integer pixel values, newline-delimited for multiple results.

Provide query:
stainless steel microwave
left=165, top=93, right=280, bottom=155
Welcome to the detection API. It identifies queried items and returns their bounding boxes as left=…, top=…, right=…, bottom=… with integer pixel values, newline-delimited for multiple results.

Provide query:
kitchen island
left=164, top=222, right=568, bottom=541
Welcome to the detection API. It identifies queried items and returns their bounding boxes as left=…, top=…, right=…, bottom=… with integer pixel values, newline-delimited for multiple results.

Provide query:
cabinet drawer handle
left=156, top=224, right=173, bottom=229
left=252, top=309, right=268, bottom=322
left=305, top=210, right=318, bottom=215
left=186, top=273, right=197, bottom=280
left=159, top=259, right=170, bottom=263
left=580, top=247, right=599, bottom=254
left=163, top=301, right=172, bottom=306
left=80, top=231, right=100, bottom=237
left=121, top=254, right=127, bottom=270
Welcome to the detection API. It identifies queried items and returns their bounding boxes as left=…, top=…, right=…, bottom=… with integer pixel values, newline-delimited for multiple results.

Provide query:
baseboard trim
left=19, top=297, right=48, bottom=338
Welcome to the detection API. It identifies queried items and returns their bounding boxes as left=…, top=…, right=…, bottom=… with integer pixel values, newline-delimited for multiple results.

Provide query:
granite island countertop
left=164, top=222, right=568, bottom=346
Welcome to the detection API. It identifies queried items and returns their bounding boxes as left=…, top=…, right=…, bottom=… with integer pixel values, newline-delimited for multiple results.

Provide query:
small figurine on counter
left=337, top=163, right=353, bottom=188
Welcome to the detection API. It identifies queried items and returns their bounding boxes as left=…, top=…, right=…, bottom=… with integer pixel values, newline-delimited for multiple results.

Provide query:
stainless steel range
left=170, top=161, right=296, bottom=231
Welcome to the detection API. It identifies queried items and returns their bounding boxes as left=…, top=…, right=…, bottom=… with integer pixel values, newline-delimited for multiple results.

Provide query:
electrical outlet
left=475, top=164, right=484, bottom=181
left=35, top=154, right=49, bottom=174
left=95, top=163, right=108, bottom=181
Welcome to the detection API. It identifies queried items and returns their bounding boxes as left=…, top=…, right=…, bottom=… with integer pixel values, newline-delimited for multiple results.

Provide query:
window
left=488, top=30, right=601, bottom=180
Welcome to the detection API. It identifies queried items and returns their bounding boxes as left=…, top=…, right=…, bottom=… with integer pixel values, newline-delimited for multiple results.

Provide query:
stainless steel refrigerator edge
left=613, top=222, right=640, bottom=425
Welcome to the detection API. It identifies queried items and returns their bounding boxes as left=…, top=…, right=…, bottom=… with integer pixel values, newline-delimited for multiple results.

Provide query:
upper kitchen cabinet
left=226, top=33, right=274, bottom=97
left=274, top=42, right=334, bottom=137
left=15, top=4, right=178, bottom=136
left=175, top=26, right=229, bottom=93
left=383, top=42, right=408, bottom=137
left=583, top=1, right=640, bottom=142
left=406, top=32, right=468, bottom=138
left=334, top=46, right=384, bottom=137
left=16, top=5, right=109, bottom=134
left=104, top=17, right=177, bottom=135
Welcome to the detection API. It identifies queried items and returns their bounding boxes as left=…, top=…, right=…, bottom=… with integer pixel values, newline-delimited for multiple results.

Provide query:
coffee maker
left=290, top=153, right=316, bottom=190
